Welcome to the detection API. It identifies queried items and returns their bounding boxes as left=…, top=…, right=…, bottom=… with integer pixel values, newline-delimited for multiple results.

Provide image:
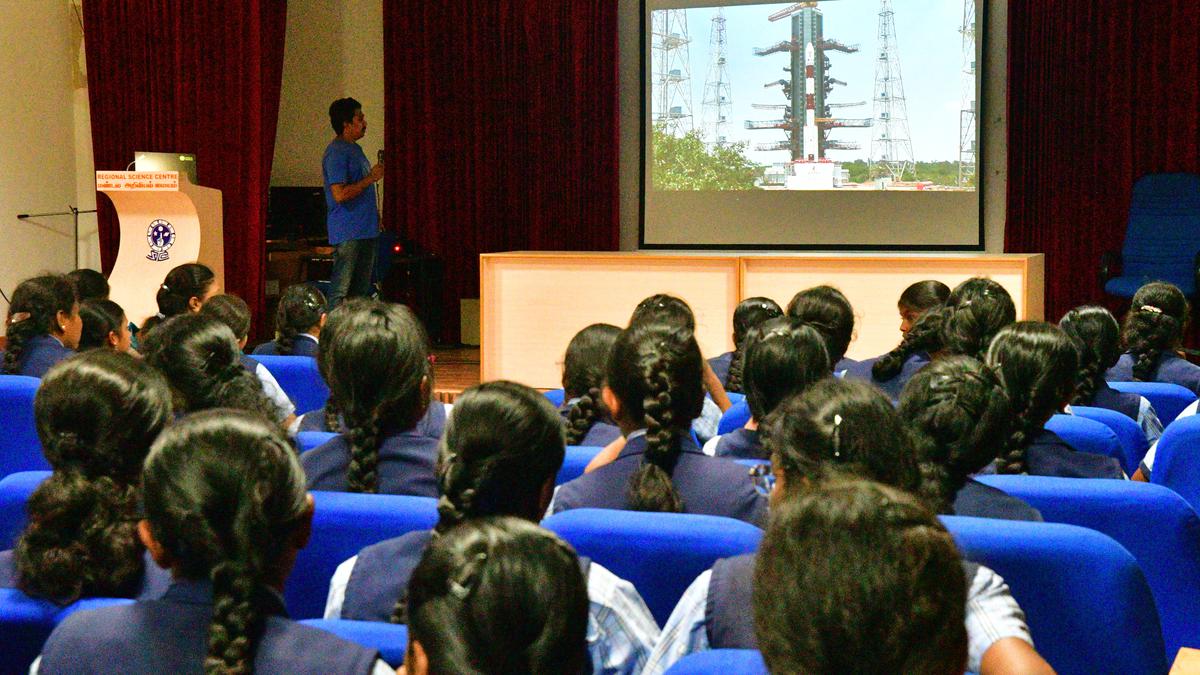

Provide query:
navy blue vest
left=239, top=353, right=261, bottom=374
left=0, top=549, right=172, bottom=600
left=2, top=334, right=74, bottom=378
left=708, top=352, right=734, bottom=387
left=713, top=428, right=766, bottom=460
left=1088, top=382, right=1143, bottom=421
left=1107, top=351, right=1200, bottom=396
left=553, top=433, right=768, bottom=527
left=300, top=430, right=440, bottom=496
left=952, top=479, right=1043, bottom=522
left=300, top=402, right=448, bottom=440
left=39, top=580, right=379, bottom=674
left=989, top=430, right=1125, bottom=479
left=842, top=352, right=931, bottom=404
left=341, top=529, right=590, bottom=622
left=252, top=335, right=319, bottom=357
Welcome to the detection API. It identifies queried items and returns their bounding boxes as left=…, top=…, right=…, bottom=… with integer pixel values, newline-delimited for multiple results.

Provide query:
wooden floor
left=431, top=346, right=480, bottom=402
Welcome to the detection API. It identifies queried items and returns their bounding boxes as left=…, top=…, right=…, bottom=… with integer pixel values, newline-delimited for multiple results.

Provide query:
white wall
left=0, top=1, right=88, bottom=316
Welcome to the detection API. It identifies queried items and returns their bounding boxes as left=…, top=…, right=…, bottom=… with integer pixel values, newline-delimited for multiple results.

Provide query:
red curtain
left=84, top=0, right=287, bottom=336
left=1006, top=0, right=1200, bottom=322
left=383, top=0, right=620, bottom=343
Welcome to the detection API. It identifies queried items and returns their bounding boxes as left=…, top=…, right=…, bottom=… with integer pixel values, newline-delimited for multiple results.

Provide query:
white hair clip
left=1140, top=305, right=1164, bottom=314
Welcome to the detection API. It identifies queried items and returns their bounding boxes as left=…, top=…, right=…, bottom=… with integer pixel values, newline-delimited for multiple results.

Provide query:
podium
left=97, top=171, right=223, bottom=327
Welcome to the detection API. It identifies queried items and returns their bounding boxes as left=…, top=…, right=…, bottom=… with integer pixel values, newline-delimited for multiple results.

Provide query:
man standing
left=323, top=97, right=384, bottom=310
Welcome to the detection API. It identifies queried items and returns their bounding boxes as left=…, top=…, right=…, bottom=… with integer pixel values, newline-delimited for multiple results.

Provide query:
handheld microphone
left=377, top=149, right=385, bottom=164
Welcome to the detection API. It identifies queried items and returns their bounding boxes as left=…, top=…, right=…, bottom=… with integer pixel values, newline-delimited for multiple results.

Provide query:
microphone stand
left=16, top=205, right=98, bottom=270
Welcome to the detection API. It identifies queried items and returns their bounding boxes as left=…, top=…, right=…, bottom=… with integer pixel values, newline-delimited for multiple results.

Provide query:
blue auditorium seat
left=717, top=400, right=751, bottom=436
left=1101, top=173, right=1200, bottom=298
left=541, top=508, right=762, bottom=625
left=1108, top=381, right=1196, bottom=425
left=0, top=472, right=49, bottom=549
left=0, top=376, right=46, bottom=478
left=1044, top=414, right=1124, bottom=465
left=942, top=516, right=1165, bottom=675
left=557, top=446, right=602, bottom=486
left=1149, top=414, right=1200, bottom=515
left=290, top=491, right=438, bottom=620
left=1071, top=405, right=1150, bottom=475
left=297, top=431, right=338, bottom=454
left=543, top=388, right=565, bottom=407
left=253, top=355, right=330, bottom=415
left=664, top=649, right=766, bottom=674
left=298, top=619, right=408, bottom=667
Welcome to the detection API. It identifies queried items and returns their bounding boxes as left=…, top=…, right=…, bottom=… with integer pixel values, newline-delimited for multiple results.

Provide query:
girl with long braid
left=253, top=283, right=326, bottom=357
left=1, top=274, right=81, bottom=377
left=941, top=278, right=1016, bottom=361
left=709, top=297, right=783, bottom=391
left=1107, top=281, right=1200, bottom=394
left=0, top=351, right=172, bottom=602
left=985, top=322, right=1124, bottom=478
left=324, top=381, right=658, bottom=674
left=37, top=410, right=384, bottom=674
left=300, top=300, right=439, bottom=496
left=898, top=279, right=950, bottom=335
left=786, top=285, right=857, bottom=372
left=138, top=262, right=218, bottom=335
left=560, top=323, right=623, bottom=447
left=553, top=322, right=767, bottom=525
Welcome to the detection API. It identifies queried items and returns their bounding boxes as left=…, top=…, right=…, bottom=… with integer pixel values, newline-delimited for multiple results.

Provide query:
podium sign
left=98, top=171, right=223, bottom=328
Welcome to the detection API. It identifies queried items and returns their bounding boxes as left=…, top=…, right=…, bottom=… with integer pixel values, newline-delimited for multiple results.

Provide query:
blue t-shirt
left=322, top=139, right=378, bottom=245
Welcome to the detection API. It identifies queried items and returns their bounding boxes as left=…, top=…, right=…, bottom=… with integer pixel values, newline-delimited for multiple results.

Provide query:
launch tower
left=868, top=0, right=915, bottom=183
left=652, top=10, right=695, bottom=133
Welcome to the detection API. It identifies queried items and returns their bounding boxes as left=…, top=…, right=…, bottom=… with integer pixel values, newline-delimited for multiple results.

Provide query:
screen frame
left=637, top=0, right=987, bottom=251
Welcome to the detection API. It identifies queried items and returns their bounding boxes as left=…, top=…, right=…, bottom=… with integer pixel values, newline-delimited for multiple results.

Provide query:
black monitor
left=133, top=151, right=198, bottom=184
left=267, top=186, right=328, bottom=241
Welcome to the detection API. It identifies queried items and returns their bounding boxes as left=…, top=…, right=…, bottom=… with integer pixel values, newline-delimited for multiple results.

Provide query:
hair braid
left=627, top=355, right=685, bottom=513
left=725, top=345, right=747, bottom=393
left=345, top=412, right=383, bottom=493
left=1128, top=312, right=1178, bottom=381
left=873, top=307, right=946, bottom=380
left=564, top=387, right=603, bottom=446
left=3, top=275, right=77, bottom=374
left=1072, top=358, right=1104, bottom=406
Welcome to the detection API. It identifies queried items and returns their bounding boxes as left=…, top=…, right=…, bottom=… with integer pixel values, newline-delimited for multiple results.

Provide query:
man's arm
left=331, top=162, right=384, bottom=203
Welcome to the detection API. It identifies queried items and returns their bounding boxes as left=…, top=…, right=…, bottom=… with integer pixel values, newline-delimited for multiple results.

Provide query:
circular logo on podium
left=146, top=219, right=176, bottom=262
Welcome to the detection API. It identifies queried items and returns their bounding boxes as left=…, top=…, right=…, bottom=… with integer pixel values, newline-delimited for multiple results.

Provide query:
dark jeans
left=327, top=237, right=377, bottom=310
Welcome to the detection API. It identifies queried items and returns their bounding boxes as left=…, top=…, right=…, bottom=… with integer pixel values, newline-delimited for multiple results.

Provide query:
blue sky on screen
left=655, top=1, right=971, bottom=165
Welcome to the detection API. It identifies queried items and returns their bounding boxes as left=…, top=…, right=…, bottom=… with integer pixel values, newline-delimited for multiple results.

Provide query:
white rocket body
left=803, top=42, right=818, bottom=160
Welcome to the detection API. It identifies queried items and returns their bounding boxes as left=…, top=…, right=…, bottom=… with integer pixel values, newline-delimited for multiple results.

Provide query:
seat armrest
left=1100, top=250, right=1122, bottom=288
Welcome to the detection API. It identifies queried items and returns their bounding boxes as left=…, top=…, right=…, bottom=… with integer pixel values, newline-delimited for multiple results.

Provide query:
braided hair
left=608, top=322, right=705, bottom=513
left=141, top=313, right=277, bottom=420
left=724, top=297, right=783, bottom=393
left=77, top=299, right=126, bottom=351
left=1059, top=305, right=1122, bottom=405
left=406, top=517, right=592, bottom=675
left=786, top=286, right=855, bottom=367
left=141, top=409, right=310, bottom=675
left=1123, top=281, right=1190, bottom=381
left=985, top=322, right=1079, bottom=475
left=321, top=300, right=431, bottom=493
left=898, top=356, right=1012, bottom=514
left=390, top=381, right=565, bottom=622
left=940, top=278, right=1016, bottom=361
left=14, top=351, right=171, bottom=603
left=139, top=262, right=215, bottom=333
left=872, top=306, right=948, bottom=381
left=561, top=324, right=621, bottom=445
left=313, top=300, right=375, bottom=433
left=742, top=318, right=829, bottom=422
left=762, top=378, right=922, bottom=497
left=274, top=284, right=325, bottom=355
left=2, top=275, right=78, bottom=374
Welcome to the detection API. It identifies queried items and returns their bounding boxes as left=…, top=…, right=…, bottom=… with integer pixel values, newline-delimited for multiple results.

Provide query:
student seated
left=36, top=410, right=385, bottom=674
left=899, top=356, right=1042, bottom=521
left=560, top=323, right=623, bottom=447
left=645, top=378, right=1052, bottom=675
left=1106, top=281, right=1200, bottom=395
left=200, top=294, right=297, bottom=429
left=402, top=518, right=592, bottom=675
left=754, top=480, right=970, bottom=675
left=896, top=279, right=950, bottom=336
left=986, top=322, right=1125, bottom=478
left=300, top=300, right=439, bottom=496
left=1, top=275, right=81, bottom=377
left=552, top=322, right=767, bottom=526
left=325, top=381, right=658, bottom=674
left=708, top=297, right=782, bottom=391
left=1060, top=305, right=1162, bottom=443
left=702, top=318, right=829, bottom=459
left=77, top=299, right=134, bottom=353
left=253, top=283, right=326, bottom=357
left=67, top=268, right=110, bottom=303
left=786, top=285, right=856, bottom=373
left=0, top=351, right=172, bottom=602
left=138, top=262, right=218, bottom=335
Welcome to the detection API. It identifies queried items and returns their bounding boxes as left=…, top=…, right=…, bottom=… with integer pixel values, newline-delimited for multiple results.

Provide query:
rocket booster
left=803, top=42, right=818, bottom=160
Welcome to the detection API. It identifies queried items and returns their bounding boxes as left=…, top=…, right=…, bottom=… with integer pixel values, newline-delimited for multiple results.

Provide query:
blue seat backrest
left=977, top=475, right=1200, bottom=663
left=1120, top=173, right=1200, bottom=288
left=1108, top=381, right=1196, bottom=425
left=0, top=589, right=132, bottom=674
left=0, top=376, right=47, bottom=479
left=664, top=649, right=766, bottom=674
left=543, top=388, right=565, bottom=407
left=1150, top=414, right=1200, bottom=515
left=298, top=619, right=408, bottom=667
left=1044, top=414, right=1123, bottom=463
left=1070, top=406, right=1149, bottom=475
left=297, top=431, right=338, bottom=454
left=542, top=508, right=762, bottom=625
left=717, top=400, right=751, bottom=436
left=724, top=392, right=745, bottom=407
left=252, top=355, right=330, bottom=415
left=557, top=446, right=601, bottom=486
left=941, top=515, right=1165, bottom=675
left=0, top=472, right=50, bottom=550
left=290, top=491, right=438, bottom=620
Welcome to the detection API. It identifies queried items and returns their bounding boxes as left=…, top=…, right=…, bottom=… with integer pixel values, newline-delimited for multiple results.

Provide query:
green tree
left=653, top=124, right=760, bottom=190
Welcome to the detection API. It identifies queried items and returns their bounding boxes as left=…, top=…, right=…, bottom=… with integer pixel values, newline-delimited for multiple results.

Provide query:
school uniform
left=643, top=556, right=1031, bottom=675
left=842, top=352, right=931, bottom=404
left=980, top=429, right=1125, bottom=479
left=252, top=334, right=320, bottom=357
left=707, top=352, right=734, bottom=387
left=1081, top=382, right=1163, bottom=444
left=301, top=429, right=440, bottom=496
left=299, top=402, right=451, bottom=440
left=952, top=479, right=1043, bottom=522
left=0, top=549, right=172, bottom=600
left=551, top=430, right=768, bottom=527
left=38, top=579, right=382, bottom=675
left=558, top=399, right=623, bottom=447
left=239, top=354, right=297, bottom=423
left=1106, top=351, right=1200, bottom=396
left=833, top=356, right=857, bottom=375
left=324, top=529, right=661, bottom=675
left=702, top=428, right=766, bottom=461
left=0, top=334, right=73, bottom=378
